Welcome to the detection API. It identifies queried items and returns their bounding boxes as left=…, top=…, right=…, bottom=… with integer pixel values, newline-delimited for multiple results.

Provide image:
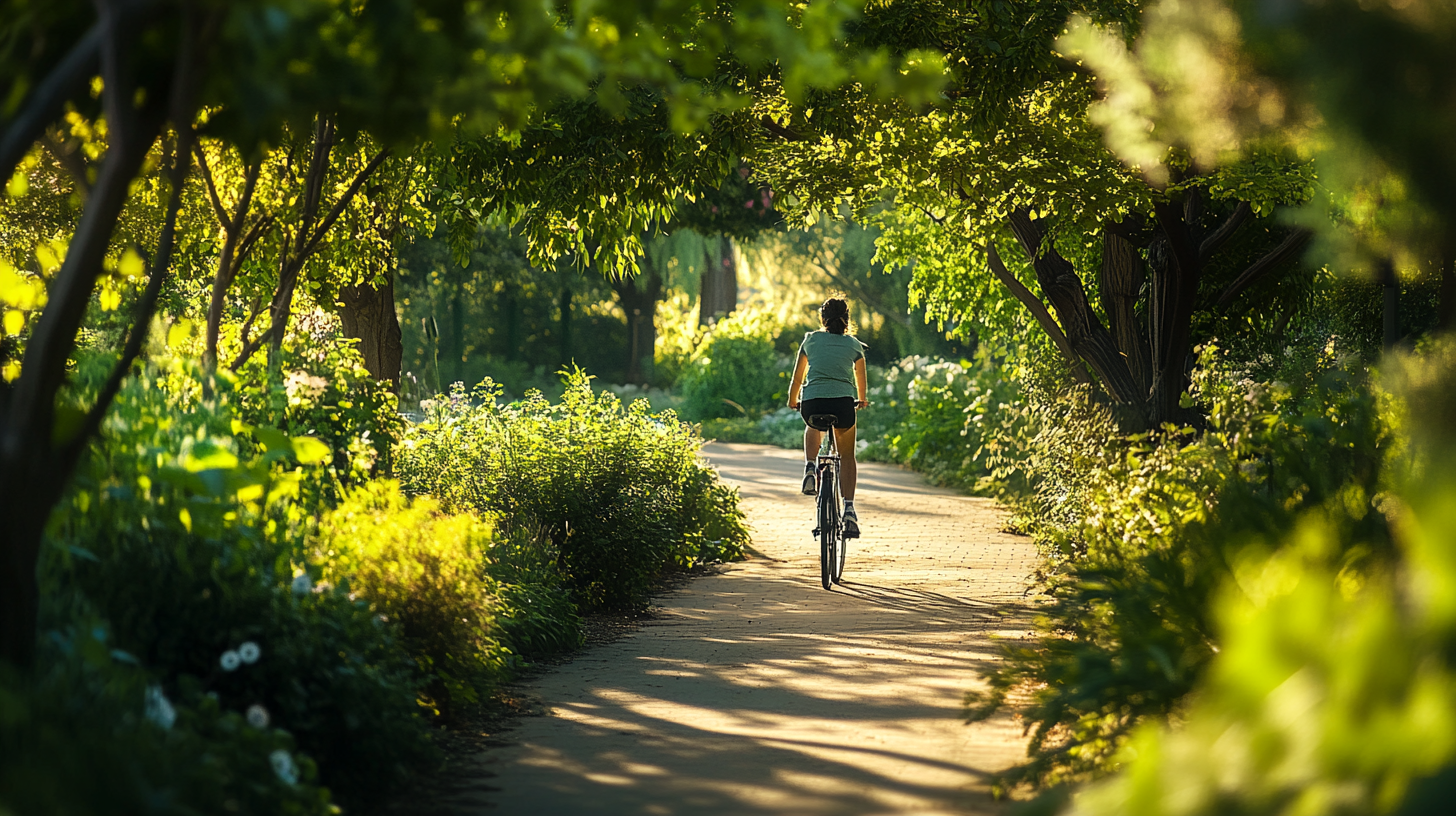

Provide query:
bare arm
left=854, top=358, right=869, bottom=408
left=788, top=351, right=809, bottom=408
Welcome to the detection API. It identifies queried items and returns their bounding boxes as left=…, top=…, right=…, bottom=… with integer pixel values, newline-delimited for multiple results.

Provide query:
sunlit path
left=442, top=443, right=1039, bottom=815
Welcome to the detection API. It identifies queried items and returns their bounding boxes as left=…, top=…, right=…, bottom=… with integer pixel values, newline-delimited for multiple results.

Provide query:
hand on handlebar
left=788, top=397, right=800, bottom=410
left=855, top=399, right=870, bottom=409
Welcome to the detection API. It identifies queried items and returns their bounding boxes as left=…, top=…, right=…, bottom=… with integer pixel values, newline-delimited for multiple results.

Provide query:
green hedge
left=395, top=369, right=749, bottom=611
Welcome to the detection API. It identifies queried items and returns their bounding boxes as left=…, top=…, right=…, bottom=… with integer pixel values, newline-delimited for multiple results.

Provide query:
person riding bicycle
left=787, top=295, right=869, bottom=538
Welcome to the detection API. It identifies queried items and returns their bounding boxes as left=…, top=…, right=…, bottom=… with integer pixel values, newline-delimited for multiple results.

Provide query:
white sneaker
left=801, top=465, right=817, bottom=496
left=843, top=503, right=860, bottom=538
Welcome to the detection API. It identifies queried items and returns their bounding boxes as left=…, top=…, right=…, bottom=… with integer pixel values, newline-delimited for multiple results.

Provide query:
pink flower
left=744, top=200, right=754, bottom=208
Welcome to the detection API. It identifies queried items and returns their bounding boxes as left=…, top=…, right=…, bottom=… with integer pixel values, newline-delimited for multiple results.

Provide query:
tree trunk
left=614, top=269, right=663, bottom=385
left=338, top=270, right=403, bottom=387
left=1147, top=202, right=1204, bottom=425
left=700, top=235, right=738, bottom=325
left=1006, top=210, right=1144, bottom=407
left=1099, top=229, right=1152, bottom=399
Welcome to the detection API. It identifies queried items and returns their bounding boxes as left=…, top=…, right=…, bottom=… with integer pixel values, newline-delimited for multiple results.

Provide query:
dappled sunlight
left=472, top=445, right=1038, bottom=815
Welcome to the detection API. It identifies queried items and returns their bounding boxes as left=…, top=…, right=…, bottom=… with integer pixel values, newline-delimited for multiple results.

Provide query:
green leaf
left=292, top=436, right=332, bottom=465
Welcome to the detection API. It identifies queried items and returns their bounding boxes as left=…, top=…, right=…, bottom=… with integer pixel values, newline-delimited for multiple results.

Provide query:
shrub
left=866, top=350, right=1031, bottom=494
left=1, top=629, right=332, bottom=816
left=313, top=481, right=515, bottom=715
left=232, top=318, right=403, bottom=480
left=1061, top=342, right=1456, bottom=816
left=395, top=370, right=749, bottom=611
left=677, top=309, right=791, bottom=420
left=43, top=360, right=433, bottom=806
left=966, top=346, right=1394, bottom=790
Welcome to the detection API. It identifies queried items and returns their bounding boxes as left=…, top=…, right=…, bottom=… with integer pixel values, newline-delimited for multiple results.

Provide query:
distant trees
left=0, top=0, right=941, bottom=669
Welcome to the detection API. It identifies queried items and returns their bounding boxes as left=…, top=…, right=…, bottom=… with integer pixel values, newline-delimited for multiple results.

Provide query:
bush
left=395, top=370, right=749, bottom=611
left=864, top=350, right=1031, bottom=493
left=232, top=321, right=403, bottom=481
left=677, top=309, right=791, bottom=420
left=42, top=360, right=433, bottom=807
left=1061, top=342, right=1456, bottom=816
left=312, top=481, right=584, bottom=714
left=966, top=346, right=1394, bottom=791
left=1, top=630, right=332, bottom=816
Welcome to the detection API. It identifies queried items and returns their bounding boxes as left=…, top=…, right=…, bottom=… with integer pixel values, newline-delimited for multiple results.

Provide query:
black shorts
left=799, top=397, right=856, bottom=431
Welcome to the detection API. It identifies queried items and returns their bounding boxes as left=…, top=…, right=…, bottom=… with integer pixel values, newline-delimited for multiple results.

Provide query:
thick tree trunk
left=1007, top=210, right=1144, bottom=406
left=699, top=235, right=738, bottom=325
left=1100, top=229, right=1152, bottom=399
left=338, top=270, right=404, bottom=387
left=1147, top=202, right=1203, bottom=425
left=615, top=269, right=663, bottom=385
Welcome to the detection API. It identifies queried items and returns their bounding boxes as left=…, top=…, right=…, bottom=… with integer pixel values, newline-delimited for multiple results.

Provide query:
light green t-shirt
left=798, top=330, right=865, bottom=400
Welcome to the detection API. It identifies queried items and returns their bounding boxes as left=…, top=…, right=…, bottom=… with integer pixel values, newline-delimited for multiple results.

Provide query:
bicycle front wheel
left=833, top=527, right=847, bottom=584
left=818, top=478, right=837, bottom=591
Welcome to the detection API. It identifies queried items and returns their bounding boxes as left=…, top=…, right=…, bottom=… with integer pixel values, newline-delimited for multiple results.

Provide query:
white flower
left=246, top=704, right=270, bottom=729
left=291, top=573, right=312, bottom=596
left=144, top=685, right=176, bottom=730
left=220, top=650, right=242, bottom=671
left=238, top=641, right=261, bottom=664
left=269, top=749, right=299, bottom=785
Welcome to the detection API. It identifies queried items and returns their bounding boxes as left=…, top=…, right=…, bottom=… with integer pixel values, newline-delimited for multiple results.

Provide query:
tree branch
left=760, top=116, right=808, bottom=142
left=988, top=246, right=1091, bottom=385
left=0, top=24, right=103, bottom=182
left=192, top=141, right=230, bottom=225
left=297, top=148, right=390, bottom=261
left=7, top=3, right=167, bottom=454
left=1199, top=201, right=1251, bottom=262
left=1214, top=228, right=1313, bottom=309
left=231, top=298, right=268, bottom=371
left=58, top=5, right=203, bottom=469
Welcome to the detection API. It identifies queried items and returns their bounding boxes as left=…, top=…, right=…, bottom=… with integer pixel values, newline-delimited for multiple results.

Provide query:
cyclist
left=786, top=295, right=869, bottom=538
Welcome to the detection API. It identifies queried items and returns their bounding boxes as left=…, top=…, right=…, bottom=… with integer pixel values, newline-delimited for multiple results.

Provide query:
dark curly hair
left=819, top=295, right=850, bottom=334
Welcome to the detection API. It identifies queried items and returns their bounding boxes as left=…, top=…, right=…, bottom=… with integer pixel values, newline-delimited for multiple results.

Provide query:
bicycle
left=805, top=412, right=848, bottom=590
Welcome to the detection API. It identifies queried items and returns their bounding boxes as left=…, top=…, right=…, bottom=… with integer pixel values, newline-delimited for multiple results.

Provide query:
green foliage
left=1061, top=341, right=1456, bottom=816
left=0, top=629, right=331, bottom=816
left=678, top=309, right=792, bottom=420
left=966, top=346, right=1394, bottom=791
left=865, top=351, right=1031, bottom=494
left=232, top=323, right=403, bottom=478
left=313, top=481, right=508, bottom=716
left=395, top=370, right=749, bottom=611
left=41, top=360, right=433, bottom=806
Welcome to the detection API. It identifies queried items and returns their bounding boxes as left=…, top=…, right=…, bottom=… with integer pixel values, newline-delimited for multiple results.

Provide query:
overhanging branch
left=1215, top=228, right=1313, bottom=308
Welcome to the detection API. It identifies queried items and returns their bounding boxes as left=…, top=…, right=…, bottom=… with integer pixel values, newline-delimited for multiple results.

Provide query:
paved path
left=445, top=443, right=1039, bottom=815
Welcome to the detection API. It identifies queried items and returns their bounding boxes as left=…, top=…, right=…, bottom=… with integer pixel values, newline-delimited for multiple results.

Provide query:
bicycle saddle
left=806, top=413, right=839, bottom=431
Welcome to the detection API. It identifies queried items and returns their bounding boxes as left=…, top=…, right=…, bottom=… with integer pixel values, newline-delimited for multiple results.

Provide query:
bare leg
left=834, top=425, right=858, bottom=500
left=803, top=425, right=823, bottom=463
